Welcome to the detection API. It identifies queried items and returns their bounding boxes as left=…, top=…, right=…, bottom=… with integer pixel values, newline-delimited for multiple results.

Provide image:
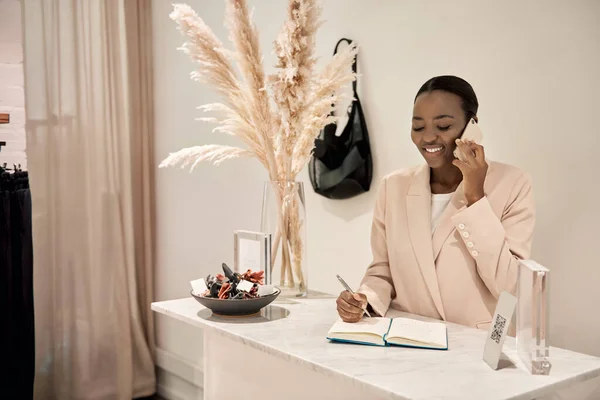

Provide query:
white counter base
left=204, top=330, right=385, bottom=400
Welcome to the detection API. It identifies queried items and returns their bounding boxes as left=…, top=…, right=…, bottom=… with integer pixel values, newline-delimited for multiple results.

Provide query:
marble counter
left=151, top=297, right=600, bottom=400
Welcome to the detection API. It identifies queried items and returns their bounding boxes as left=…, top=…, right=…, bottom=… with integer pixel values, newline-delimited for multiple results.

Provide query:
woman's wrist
left=466, top=192, right=484, bottom=206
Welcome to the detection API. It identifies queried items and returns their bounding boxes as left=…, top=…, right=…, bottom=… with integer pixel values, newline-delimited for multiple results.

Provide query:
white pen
left=336, top=274, right=372, bottom=318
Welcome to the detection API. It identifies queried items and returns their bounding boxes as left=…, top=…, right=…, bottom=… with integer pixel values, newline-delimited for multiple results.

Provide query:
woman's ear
left=474, top=116, right=479, bottom=123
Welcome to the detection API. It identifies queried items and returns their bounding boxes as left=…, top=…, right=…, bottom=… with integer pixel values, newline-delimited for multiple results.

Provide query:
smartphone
left=454, top=118, right=483, bottom=161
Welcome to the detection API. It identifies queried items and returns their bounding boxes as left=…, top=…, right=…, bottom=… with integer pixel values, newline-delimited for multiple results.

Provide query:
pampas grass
left=161, top=0, right=358, bottom=292
left=159, top=145, right=254, bottom=170
left=161, top=0, right=357, bottom=180
left=268, top=0, right=320, bottom=181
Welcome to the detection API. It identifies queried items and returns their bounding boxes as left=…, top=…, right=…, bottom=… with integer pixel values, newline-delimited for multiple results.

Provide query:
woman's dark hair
left=414, top=75, right=479, bottom=120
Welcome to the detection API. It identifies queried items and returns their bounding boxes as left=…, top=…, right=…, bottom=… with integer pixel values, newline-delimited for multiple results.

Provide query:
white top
left=152, top=297, right=600, bottom=400
left=431, top=192, right=454, bottom=233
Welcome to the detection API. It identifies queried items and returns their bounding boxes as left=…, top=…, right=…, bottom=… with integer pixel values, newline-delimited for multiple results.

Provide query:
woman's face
left=411, top=90, right=468, bottom=169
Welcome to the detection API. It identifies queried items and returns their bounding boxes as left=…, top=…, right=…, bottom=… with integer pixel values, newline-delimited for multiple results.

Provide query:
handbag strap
left=333, top=38, right=357, bottom=93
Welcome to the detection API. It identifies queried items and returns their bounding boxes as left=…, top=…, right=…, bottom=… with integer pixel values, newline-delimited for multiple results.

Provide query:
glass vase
left=261, top=181, right=307, bottom=297
left=517, top=259, right=552, bottom=375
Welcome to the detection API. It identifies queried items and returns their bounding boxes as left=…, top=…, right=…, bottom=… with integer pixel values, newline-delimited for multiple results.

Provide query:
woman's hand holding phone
left=453, top=139, right=488, bottom=206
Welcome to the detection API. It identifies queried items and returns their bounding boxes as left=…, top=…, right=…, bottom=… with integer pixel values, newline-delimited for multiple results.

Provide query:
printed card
left=483, top=291, right=517, bottom=370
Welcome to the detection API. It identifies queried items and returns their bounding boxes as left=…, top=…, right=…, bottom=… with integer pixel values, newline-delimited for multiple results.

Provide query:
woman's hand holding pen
left=336, top=291, right=368, bottom=323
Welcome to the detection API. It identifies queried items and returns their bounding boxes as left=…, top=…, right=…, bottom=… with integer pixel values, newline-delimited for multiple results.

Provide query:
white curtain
left=22, top=0, right=157, bottom=398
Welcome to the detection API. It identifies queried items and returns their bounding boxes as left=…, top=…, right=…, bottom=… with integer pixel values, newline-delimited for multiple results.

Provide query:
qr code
left=490, top=314, right=506, bottom=344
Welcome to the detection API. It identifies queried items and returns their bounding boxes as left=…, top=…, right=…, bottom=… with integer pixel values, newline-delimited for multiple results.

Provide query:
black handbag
left=309, top=38, right=373, bottom=200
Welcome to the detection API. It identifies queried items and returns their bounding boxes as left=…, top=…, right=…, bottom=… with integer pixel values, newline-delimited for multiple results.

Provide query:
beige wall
left=153, top=0, right=600, bottom=395
left=0, top=0, right=25, bottom=166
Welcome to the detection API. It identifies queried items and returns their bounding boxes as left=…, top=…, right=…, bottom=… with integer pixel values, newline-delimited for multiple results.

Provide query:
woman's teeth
left=425, top=147, right=443, bottom=153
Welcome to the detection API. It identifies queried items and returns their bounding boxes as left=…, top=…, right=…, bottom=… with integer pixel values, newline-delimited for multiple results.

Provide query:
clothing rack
left=0, top=139, right=34, bottom=398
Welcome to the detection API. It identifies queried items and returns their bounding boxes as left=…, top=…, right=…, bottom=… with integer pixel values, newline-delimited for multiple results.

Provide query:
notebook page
left=387, top=317, right=447, bottom=346
left=328, top=317, right=391, bottom=338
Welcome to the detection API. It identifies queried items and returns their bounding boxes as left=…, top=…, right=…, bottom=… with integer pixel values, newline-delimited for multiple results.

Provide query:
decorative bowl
left=190, top=288, right=281, bottom=316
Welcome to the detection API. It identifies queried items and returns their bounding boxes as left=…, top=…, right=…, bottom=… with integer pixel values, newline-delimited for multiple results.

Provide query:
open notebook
left=327, top=317, right=448, bottom=350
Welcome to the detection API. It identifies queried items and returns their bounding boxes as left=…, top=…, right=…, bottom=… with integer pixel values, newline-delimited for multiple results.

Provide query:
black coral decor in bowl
left=190, top=263, right=280, bottom=316
left=191, top=288, right=281, bottom=316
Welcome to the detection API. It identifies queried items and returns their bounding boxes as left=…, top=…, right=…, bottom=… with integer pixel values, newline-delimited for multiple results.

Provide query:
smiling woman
left=336, top=75, right=536, bottom=332
left=411, top=76, right=486, bottom=203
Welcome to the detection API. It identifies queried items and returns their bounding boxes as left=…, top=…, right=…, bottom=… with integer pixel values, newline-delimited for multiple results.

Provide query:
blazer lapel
left=431, top=183, right=467, bottom=262
left=406, top=165, right=446, bottom=320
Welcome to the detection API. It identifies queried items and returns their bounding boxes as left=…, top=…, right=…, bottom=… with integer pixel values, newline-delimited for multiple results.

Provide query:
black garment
left=0, top=170, right=34, bottom=399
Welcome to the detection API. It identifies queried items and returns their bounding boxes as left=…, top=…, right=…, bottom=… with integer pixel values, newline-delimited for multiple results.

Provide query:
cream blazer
left=358, top=161, right=535, bottom=330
